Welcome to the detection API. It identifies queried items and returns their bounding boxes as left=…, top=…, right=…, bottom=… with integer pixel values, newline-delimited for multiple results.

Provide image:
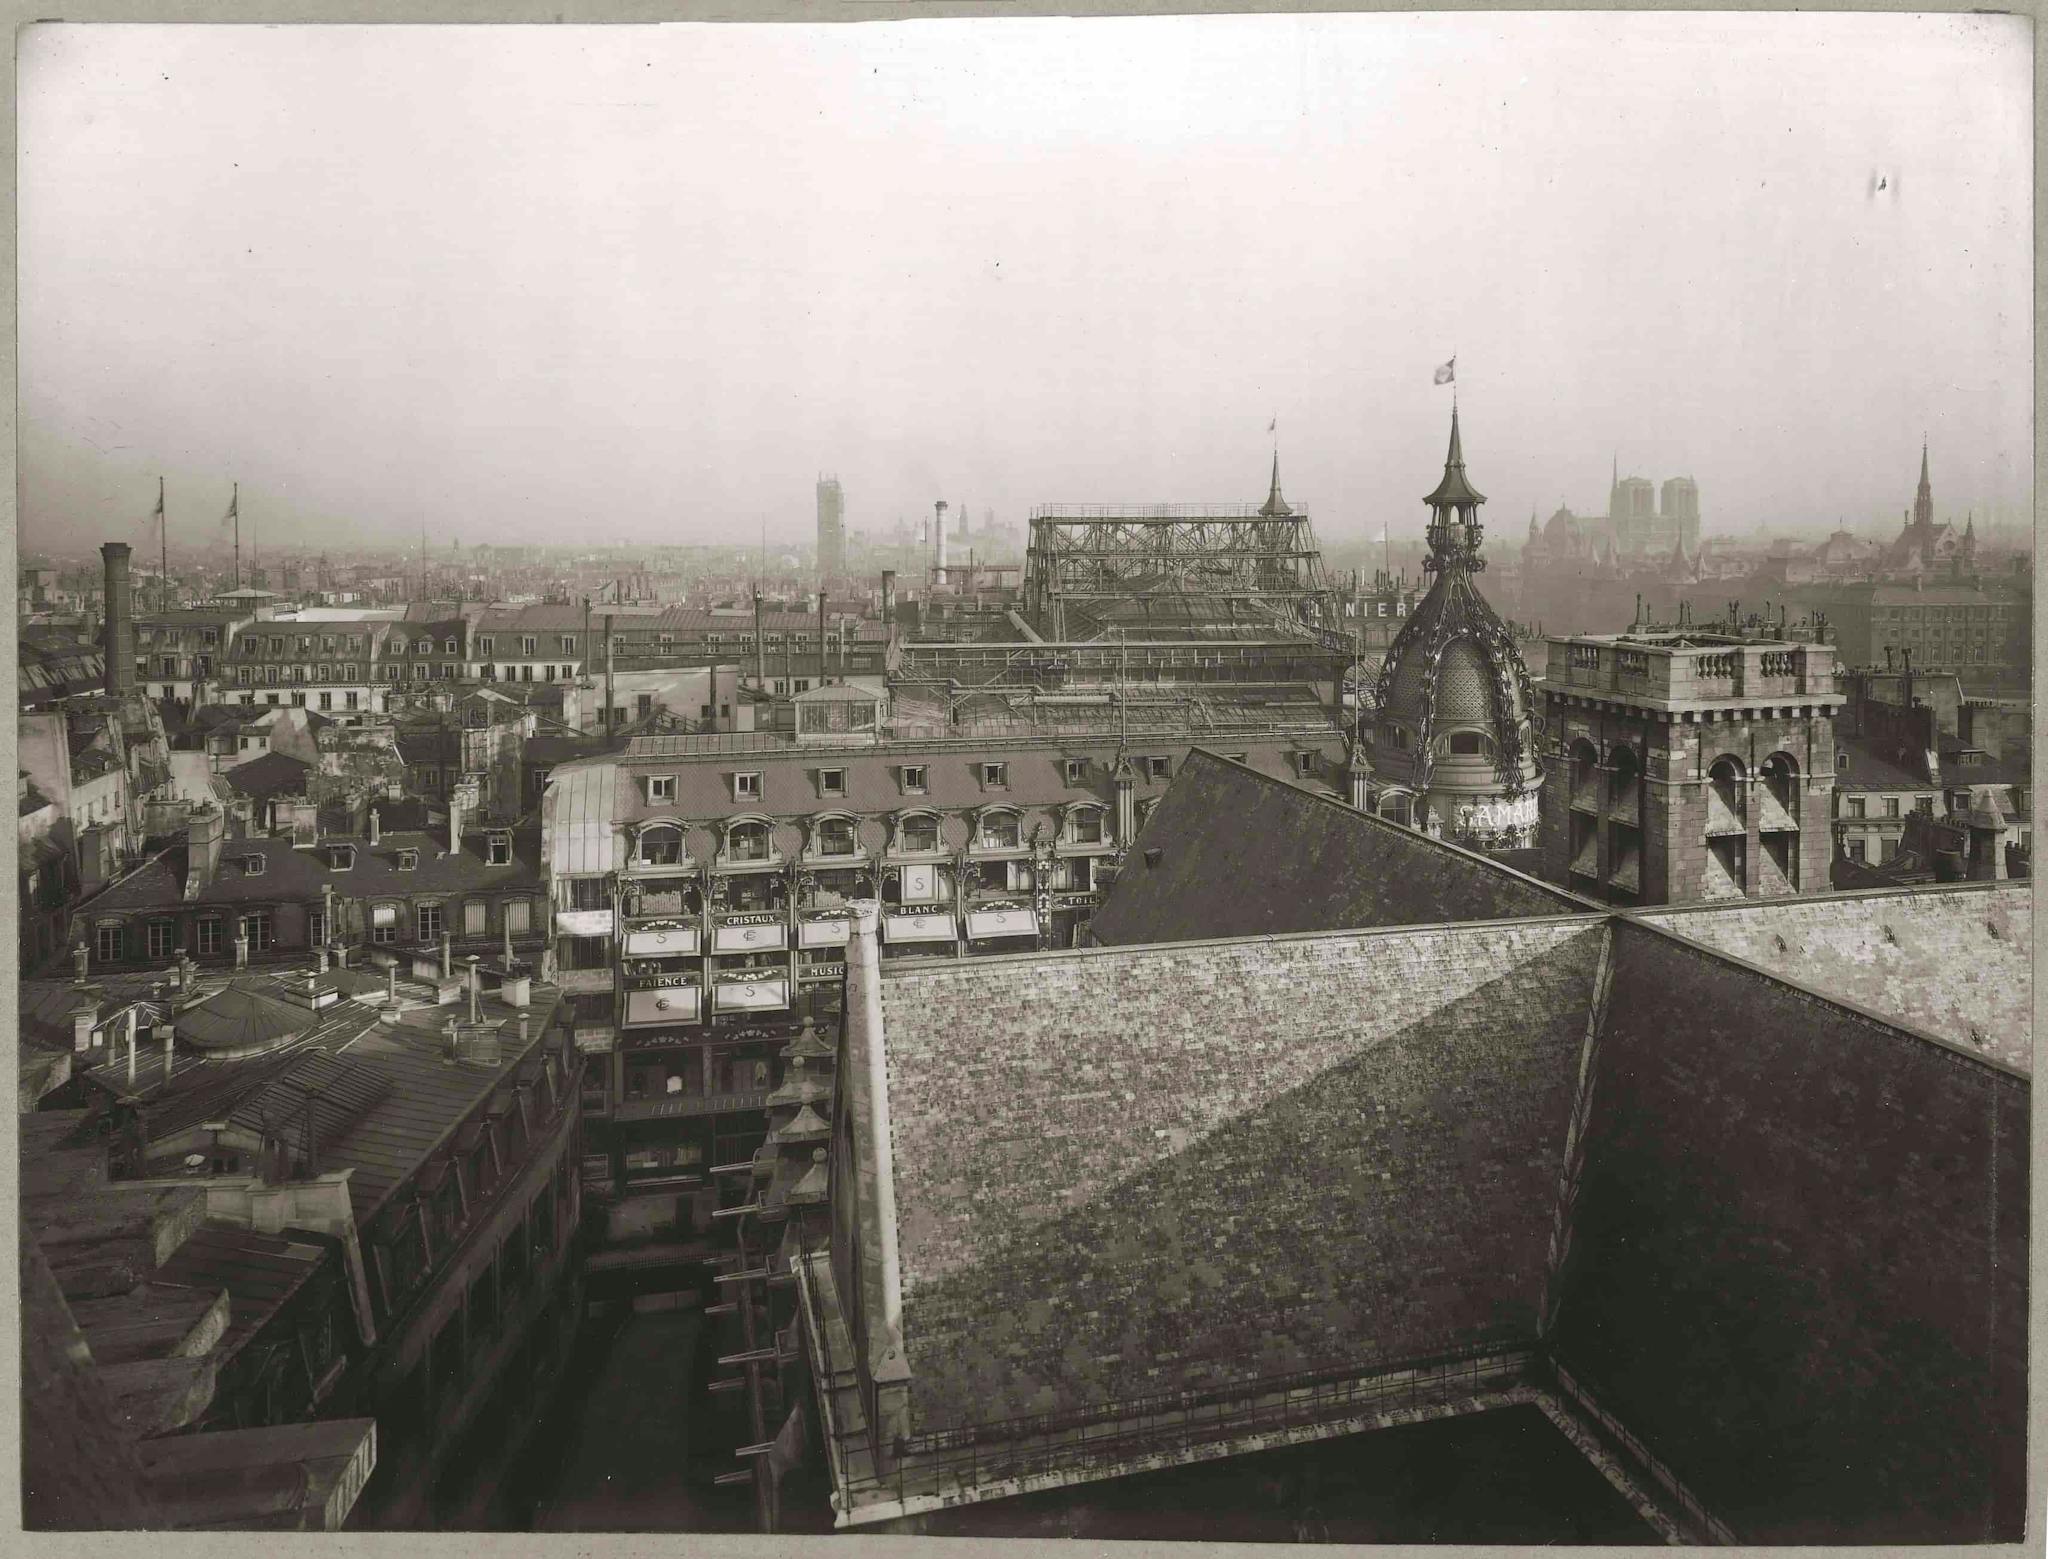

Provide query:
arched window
left=1708, top=755, right=1746, bottom=823
left=726, top=820, right=770, bottom=862
left=1066, top=804, right=1107, bottom=844
left=637, top=823, right=683, bottom=867
left=1443, top=729, right=1496, bottom=758
left=898, top=813, right=940, bottom=854
left=978, top=809, right=1021, bottom=850
left=1760, top=751, right=1799, bottom=815
left=815, top=817, right=857, bottom=857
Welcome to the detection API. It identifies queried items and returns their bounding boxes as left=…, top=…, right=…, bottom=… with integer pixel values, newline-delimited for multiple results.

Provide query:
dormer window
left=397, top=848, right=419, bottom=871
left=732, top=771, right=762, bottom=802
left=328, top=843, right=356, bottom=871
left=241, top=853, right=265, bottom=876
left=816, top=817, right=857, bottom=857
left=1063, top=759, right=1087, bottom=785
left=978, top=810, right=1021, bottom=850
left=899, top=813, right=940, bottom=853
left=981, top=762, right=1008, bottom=789
left=1146, top=756, right=1172, bottom=782
left=901, top=765, right=928, bottom=795
left=820, top=768, right=847, bottom=799
left=487, top=832, right=513, bottom=866
left=646, top=775, right=676, bottom=804
left=637, top=823, right=683, bottom=866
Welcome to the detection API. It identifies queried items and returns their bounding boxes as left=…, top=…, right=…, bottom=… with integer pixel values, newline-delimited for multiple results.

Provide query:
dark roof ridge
left=1181, top=748, right=1593, bottom=908
left=1633, top=879, right=2028, bottom=918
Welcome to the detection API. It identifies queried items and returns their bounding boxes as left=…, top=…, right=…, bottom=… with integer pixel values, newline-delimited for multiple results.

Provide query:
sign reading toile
left=626, top=986, right=701, bottom=1026
left=713, top=917, right=787, bottom=953
left=966, top=907, right=1038, bottom=939
left=624, top=923, right=700, bottom=957
left=555, top=909, right=614, bottom=938
left=798, top=913, right=850, bottom=948
left=883, top=910, right=955, bottom=944
left=713, top=970, right=789, bottom=1012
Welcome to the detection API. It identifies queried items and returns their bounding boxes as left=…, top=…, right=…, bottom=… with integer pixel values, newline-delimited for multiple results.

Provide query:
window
left=464, top=900, right=487, bottom=938
left=244, top=910, right=274, bottom=951
left=521, top=636, right=537, bottom=656
left=727, top=820, right=771, bottom=862
left=979, top=811, right=1021, bottom=850
left=1915, top=796, right=1936, bottom=817
left=370, top=904, right=400, bottom=944
left=732, top=772, right=762, bottom=801
left=559, top=635, right=576, bottom=654
left=1146, top=756, right=1171, bottom=782
left=569, top=876, right=610, bottom=911
left=397, top=848, right=419, bottom=871
left=146, top=921, right=176, bottom=960
left=1845, top=797, right=1866, bottom=819
left=981, top=762, right=1008, bottom=789
left=488, top=833, right=512, bottom=866
left=94, top=922, right=123, bottom=963
left=638, top=824, right=683, bottom=866
left=308, top=908, right=326, bottom=948
left=418, top=904, right=443, bottom=942
left=1883, top=797, right=1901, bottom=819
left=445, top=638, right=457, bottom=655
left=821, top=768, right=847, bottom=798
left=1444, top=731, right=1492, bottom=757
left=1068, top=807, right=1105, bottom=844
left=197, top=918, right=224, bottom=957
left=646, top=775, right=676, bottom=804
left=478, top=635, right=494, bottom=656
left=902, top=765, right=928, bottom=794
left=899, top=814, right=940, bottom=853
left=241, top=853, right=266, bottom=876
left=506, top=899, right=531, bottom=934
left=328, top=844, right=356, bottom=871
left=817, top=817, right=857, bottom=857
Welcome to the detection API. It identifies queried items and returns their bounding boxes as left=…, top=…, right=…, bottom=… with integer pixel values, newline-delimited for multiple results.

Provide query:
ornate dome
left=1372, top=405, right=1542, bottom=814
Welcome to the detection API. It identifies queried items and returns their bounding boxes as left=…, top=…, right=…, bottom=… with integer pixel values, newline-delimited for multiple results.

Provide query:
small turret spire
left=1258, top=451, right=1293, bottom=518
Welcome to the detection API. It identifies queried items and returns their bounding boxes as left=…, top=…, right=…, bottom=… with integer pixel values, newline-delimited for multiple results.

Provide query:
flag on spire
left=152, top=483, right=164, bottom=519
left=220, top=486, right=238, bottom=529
left=1433, top=356, right=1456, bottom=386
left=1267, top=418, right=1277, bottom=434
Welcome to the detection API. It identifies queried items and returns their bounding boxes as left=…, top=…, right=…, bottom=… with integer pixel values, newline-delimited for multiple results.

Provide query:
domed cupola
left=1369, top=403, right=1543, bottom=849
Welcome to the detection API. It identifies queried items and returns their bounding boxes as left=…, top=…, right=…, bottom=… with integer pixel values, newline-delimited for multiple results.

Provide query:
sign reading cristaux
left=713, top=920, right=787, bottom=953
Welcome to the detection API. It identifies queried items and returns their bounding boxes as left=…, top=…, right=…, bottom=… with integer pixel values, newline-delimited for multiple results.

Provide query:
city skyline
left=20, top=15, right=2032, bottom=555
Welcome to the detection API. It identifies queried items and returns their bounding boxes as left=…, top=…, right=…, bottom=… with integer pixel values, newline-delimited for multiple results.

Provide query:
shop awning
left=884, top=911, right=956, bottom=944
left=624, top=925, right=699, bottom=957
left=625, top=987, right=701, bottom=1026
left=966, top=908, right=1039, bottom=940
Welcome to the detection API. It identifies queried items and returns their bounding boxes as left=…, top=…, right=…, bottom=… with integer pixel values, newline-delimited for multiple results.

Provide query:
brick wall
left=879, top=919, right=1607, bottom=1433
left=1551, top=921, right=2027, bottom=1542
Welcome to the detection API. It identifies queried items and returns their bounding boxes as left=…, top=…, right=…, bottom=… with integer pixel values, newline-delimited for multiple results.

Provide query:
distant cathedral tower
left=1369, top=405, right=1543, bottom=850
left=1913, top=440, right=1934, bottom=530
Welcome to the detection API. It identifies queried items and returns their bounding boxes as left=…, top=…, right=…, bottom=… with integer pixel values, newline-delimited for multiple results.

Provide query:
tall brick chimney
left=100, top=542, right=137, bottom=698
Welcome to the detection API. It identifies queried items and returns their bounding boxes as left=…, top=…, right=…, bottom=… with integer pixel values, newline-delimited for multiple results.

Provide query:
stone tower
left=1368, top=405, right=1542, bottom=850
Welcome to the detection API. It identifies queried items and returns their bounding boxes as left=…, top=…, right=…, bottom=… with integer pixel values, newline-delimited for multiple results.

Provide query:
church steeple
left=1423, top=402, right=1486, bottom=518
left=1913, top=438, right=1934, bottom=529
left=1258, top=451, right=1293, bottom=518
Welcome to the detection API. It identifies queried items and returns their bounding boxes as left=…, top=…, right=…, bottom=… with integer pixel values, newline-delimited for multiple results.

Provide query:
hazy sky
left=19, top=14, right=2032, bottom=560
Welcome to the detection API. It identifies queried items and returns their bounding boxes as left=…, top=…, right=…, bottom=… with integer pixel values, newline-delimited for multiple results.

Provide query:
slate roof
left=1639, top=884, right=2033, bottom=1070
left=220, top=751, right=314, bottom=804
left=1090, top=750, right=1585, bottom=946
left=873, top=918, right=1609, bottom=1434
left=152, top=1221, right=339, bottom=1358
left=84, top=826, right=544, bottom=914
left=1833, top=734, right=1934, bottom=793
left=173, top=984, right=319, bottom=1055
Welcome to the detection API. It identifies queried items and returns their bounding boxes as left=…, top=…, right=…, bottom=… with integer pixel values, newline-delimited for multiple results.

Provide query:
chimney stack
left=368, top=807, right=381, bottom=846
left=468, top=955, right=481, bottom=1024
left=233, top=921, right=250, bottom=969
left=100, top=542, right=137, bottom=698
left=187, top=805, right=227, bottom=894
left=881, top=570, right=896, bottom=631
left=74, top=942, right=90, bottom=985
left=72, top=1002, right=97, bottom=1054
left=934, top=501, right=950, bottom=587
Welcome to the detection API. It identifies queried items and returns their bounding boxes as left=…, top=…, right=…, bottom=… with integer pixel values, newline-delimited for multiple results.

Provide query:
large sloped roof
left=1638, top=883, right=2032, bottom=1071
left=875, top=917, right=1609, bottom=1434
left=1091, top=750, right=1585, bottom=945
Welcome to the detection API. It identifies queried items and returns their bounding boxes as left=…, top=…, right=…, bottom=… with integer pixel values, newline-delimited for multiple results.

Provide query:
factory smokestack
left=100, top=542, right=137, bottom=698
left=934, top=500, right=950, bottom=587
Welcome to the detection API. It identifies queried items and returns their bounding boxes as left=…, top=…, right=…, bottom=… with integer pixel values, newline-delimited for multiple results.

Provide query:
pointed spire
left=1423, top=401, right=1486, bottom=509
left=1258, top=451, right=1293, bottom=517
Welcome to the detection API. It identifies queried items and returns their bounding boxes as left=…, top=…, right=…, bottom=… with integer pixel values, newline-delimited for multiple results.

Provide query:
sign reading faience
left=626, top=986, right=701, bottom=1025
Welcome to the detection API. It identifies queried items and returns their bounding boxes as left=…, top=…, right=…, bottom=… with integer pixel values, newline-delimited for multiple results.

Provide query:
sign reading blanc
left=883, top=911, right=956, bottom=944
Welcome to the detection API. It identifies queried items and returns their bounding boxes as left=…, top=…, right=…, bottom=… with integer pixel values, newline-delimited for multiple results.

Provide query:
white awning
left=966, top=908, right=1038, bottom=940
left=625, top=987, right=701, bottom=1026
left=884, top=911, right=955, bottom=944
left=798, top=916, right=850, bottom=948
left=713, top=978, right=789, bottom=1013
left=712, top=921, right=786, bottom=954
left=555, top=909, right=614, bottom=938
left=544, top=760, right=622, bottom=876
left=624, top=926, right=700, bottom=957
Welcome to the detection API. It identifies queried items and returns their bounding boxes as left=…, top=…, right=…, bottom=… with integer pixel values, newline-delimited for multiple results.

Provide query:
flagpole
left=232, top=482, right=241, bottom=591
left=159, top=478, right=168, bottom=615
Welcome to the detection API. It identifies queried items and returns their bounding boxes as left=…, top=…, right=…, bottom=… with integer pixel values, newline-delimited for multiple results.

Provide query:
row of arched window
left=627, top=802, right=1122, bottom=869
